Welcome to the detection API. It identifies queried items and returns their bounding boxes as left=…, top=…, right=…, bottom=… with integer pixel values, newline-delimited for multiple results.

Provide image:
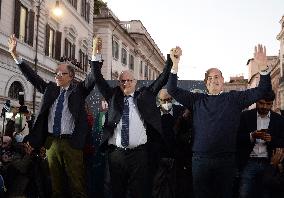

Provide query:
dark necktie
left=53, top=89, right=66, bottom=136
left=121, top=96, right=130, bottom=147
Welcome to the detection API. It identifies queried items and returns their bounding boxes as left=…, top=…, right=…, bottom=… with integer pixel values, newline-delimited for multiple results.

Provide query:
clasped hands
left=170, top=46, right=182, bottom=73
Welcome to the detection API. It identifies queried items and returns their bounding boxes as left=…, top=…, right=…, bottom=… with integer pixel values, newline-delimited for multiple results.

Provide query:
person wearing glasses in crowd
left=92, top=38, right=175, bottom=198
left=167, top=45, right=272, bottom=198
left=8, top=34, right=100, bottom=198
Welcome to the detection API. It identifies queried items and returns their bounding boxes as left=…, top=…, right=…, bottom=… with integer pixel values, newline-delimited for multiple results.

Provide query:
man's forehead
left=120, top=71, right=134, bottom=79
left=208, top=69, right=222, bottom=76
left=258, top=99, right=273, bottom=104
left=159, top=90, right=171, bottom=99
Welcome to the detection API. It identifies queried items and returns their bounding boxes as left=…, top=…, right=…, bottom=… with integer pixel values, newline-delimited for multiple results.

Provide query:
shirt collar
left=207, top=91, right=223, bottom=96
left=161, top=108, right=173, bottom=116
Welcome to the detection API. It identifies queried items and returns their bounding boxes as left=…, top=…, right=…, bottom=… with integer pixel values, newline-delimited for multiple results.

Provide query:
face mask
left=161, top=102, right=172, bottom=111
left=15, top=134, right=24, bottom=143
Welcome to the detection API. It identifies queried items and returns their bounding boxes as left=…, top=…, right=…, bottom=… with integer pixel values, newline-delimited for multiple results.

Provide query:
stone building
left=93, top=6, right=165, bottom=80
left=0, top=0, right=94, bottom=113
left=277, top=15, right=284, bottom=115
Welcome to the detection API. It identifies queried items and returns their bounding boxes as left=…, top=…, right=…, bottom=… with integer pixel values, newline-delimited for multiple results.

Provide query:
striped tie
left=121, top=96, right=130, bottom=147
left=53, top=89, right=66, bottom=136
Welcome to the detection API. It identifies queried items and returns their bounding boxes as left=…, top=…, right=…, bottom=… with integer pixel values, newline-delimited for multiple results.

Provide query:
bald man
left=92, top=39, right=174, bottom=198
left=167, top=45, right=272, bottom=198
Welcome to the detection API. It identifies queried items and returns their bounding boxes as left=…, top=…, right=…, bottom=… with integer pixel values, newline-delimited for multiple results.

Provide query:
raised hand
left=170, top=46, right=182, bottom=73
left=254, top=44, right=268, bottom=72
left=8, top=34, right=18, bottom=59
left=92, top=36, right=102, bottom=56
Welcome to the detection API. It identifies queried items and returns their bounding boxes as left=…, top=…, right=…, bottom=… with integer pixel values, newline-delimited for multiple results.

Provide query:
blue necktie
left=121, top=96, right=130, bottom=147
left=53, top=89, right=66, bottom=136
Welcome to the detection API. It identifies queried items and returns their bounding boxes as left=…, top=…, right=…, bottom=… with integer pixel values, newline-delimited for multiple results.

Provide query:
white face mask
left=161, top=102, right=173, bottom=111
left=15, top=134, right=24, bottom=143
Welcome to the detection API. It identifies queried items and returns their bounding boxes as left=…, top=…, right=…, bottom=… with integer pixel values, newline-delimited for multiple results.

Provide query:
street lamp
left=53, top=0, right=62, bottom=17
left=32, top=0, right=63, bottom=114
left=32, top=0, right=44, bottom=115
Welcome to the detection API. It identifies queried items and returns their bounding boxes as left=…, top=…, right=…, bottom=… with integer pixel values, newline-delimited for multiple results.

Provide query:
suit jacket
left=18, top=61, right=97, bottom=149
left=160, top=104, right=185, bottom=156
left=92, top=54, right=173, bottom=150
left=237, top=108, right=284, bottom=170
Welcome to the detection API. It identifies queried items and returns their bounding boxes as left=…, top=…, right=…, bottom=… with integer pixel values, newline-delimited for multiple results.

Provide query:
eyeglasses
left=119, top=79, right=134, bottom=84
left=159, top=98, right=172, bottom=102
left=54, top=72, right=69, bottom=77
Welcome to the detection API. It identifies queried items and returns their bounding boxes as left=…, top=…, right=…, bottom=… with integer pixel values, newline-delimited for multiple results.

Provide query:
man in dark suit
left=8, top=34, right=100, bottom=197
left=152, top=88, right=192, bottom=198
left=237, top=91, right=284, bottom=198
left=92, top=39, right=174, bottom=198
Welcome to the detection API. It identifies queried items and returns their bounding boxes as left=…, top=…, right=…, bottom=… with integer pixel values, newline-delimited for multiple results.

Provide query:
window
left=8, top=81, right=24, bottom=100
left=64, top=39, right=75, bottom=60
left=45, top=24, right=55, bottom=58
left=19, top=6, right=27, bottom=42
left=148, top=69, right=152, bottom=80
left=140, top=61, right=143, bottom=75
left=81, top=0, right=90, bottom=22
left=112, top=40, right=119, bottom=59
left=45, top=25, right=62, bottom=60
left=121, top=48, right=127, bottom=65
left=0, top=0, right=2, bottom=19
left=14, top=0, right=34, bottom=45
left=67, top=0, right=77, bottom=9
left=79, top=49, right=88, bottom=72
left=129, top=55, right=134, bottom=70
left=144, top=64, right=148, bottom=79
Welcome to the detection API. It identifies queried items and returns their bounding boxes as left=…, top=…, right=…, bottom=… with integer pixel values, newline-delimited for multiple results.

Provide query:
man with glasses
left=167, top=45, right=272, bottom=198
left=8, top=34, right=100, bottom=198
left=92, top=38, right=174, bottom=198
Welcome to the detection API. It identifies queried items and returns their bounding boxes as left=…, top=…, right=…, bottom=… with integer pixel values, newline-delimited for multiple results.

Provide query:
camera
left=18, top=92, right=29, bottom=114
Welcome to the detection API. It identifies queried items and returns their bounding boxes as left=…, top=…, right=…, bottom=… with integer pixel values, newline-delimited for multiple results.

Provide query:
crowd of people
left=0, top=34, right=284, bottom=198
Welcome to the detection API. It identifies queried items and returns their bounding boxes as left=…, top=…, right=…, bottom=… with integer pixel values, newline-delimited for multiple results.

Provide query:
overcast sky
left=105, top=0, right=284, bottom=81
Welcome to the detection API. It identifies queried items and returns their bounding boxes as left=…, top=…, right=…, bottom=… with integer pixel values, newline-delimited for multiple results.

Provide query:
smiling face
left=119, top=70, right=137, bottom=95
left=205, top=68, right=224, bottom=95
left=54, top=64, right=74, bottom=88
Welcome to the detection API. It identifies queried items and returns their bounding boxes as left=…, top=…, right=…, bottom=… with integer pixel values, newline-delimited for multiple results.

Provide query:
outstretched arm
left=8, top=34, right=47, bottom=94
left=237, top=44, right=272, bottom=108
left=148, top=54, right=173, bottom=95
left=80, top=36, right=103, bottom=96
left=166, top=47, right=199, bottom=108
left=90, top=36, right=113, bottom=101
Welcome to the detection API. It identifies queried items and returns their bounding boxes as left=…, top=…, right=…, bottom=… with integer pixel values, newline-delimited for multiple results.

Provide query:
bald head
left=204, top=68, right=224, bottom=94
left=159, top=89, right=173, bottom=105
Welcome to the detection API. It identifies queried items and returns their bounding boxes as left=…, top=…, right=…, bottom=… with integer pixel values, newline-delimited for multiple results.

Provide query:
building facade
left=93, top=6, right=165, bottom=80
left=0, top=0, right=94, bottom=112
left=277, top=15, right=284, bottom=114
left=223, top=75, right=248, bottom=92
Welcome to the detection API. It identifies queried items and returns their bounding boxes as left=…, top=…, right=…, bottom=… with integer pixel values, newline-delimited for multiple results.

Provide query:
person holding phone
left=237, top=91, right=284, bottom=198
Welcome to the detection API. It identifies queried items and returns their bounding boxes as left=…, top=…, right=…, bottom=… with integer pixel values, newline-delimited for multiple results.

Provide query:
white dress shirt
left=108, top=94, right=147, bottom=148
left=249, top=111, right=270, bottom=158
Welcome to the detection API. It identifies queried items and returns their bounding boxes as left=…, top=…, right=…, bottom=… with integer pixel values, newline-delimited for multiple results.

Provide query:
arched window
left=8, top=81, right=24, bottom=100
